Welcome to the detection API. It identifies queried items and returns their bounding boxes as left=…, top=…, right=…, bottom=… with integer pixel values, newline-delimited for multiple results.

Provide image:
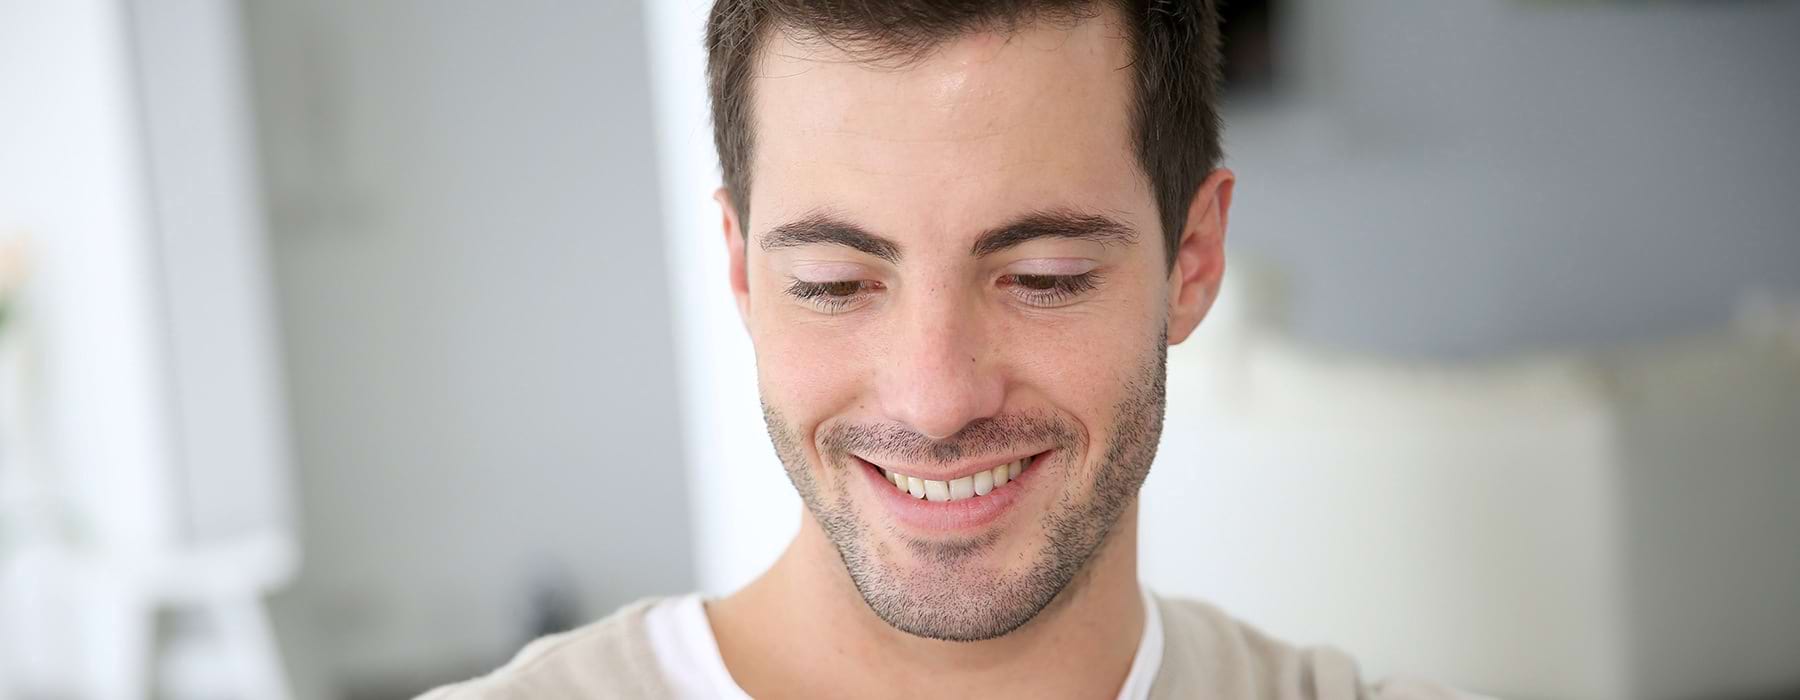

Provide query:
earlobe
left=715, top=188, right=752, bottom=327
left=1166, top=168, right=1235, bottom=345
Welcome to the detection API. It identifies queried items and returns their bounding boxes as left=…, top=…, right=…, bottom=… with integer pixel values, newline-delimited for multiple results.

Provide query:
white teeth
left=949, top=476, right=974, bottom=500
left=881, top=456, right=1034, bottom=502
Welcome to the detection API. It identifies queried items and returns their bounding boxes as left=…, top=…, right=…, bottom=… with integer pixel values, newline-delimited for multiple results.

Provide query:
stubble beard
left=761, top=333, right=1168, bottom=642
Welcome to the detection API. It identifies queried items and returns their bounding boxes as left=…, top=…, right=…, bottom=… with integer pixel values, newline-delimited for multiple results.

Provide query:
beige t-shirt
left=420, top=593, right=1480, bottom=699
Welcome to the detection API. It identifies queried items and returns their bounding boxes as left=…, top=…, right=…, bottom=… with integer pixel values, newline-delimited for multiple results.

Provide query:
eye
left=1000, top=272, right=1102, bottom=307
left=784, top=279, right=883, bottom=313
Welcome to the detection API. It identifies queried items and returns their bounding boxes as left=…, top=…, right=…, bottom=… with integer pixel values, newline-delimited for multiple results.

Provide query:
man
left=427, top=1, right=1472, bottom=697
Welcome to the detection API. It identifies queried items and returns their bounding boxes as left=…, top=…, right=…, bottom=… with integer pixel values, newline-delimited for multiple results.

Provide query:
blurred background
left=1, top=0, right=1796, bottom=698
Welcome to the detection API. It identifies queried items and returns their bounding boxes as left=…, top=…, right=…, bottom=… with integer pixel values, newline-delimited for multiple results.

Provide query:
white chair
left=1141, top=261, right=1800, bottom=700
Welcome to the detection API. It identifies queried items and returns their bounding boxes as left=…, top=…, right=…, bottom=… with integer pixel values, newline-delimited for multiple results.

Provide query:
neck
left=708, top=503, right=1146, bottom=699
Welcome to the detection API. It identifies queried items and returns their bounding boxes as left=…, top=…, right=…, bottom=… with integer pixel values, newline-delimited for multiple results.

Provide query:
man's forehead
left=751, top=15, right=1133, bottom=142
left=744, top=13, right=1148, bottom=251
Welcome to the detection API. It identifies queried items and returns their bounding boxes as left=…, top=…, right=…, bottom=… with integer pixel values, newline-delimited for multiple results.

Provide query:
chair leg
left=81, top=576, right=152, bottom=700
left=213, top=594, right=291, bottom=700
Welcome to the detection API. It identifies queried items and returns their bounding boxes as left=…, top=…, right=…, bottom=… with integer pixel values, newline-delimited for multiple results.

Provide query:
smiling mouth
left=873, top=457, right=1033, bottom=503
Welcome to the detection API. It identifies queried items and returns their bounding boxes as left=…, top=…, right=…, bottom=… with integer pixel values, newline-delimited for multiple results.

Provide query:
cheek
left=1019, top=329, right=1138, bottom=422
left=751, top=311, right=874, bottom=429
left=1009, top=297, right=1163, bottom=451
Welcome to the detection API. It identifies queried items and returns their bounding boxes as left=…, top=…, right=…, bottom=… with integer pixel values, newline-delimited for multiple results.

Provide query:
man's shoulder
left=1152, top=595, right=1483, bottom=700
left=415, top=596, right=673, bottom=699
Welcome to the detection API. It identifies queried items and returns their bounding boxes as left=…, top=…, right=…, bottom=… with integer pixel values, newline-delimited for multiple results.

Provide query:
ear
left=1166, top=168, right=1234, bottom=345
left=715, top=187, right=752, bottom=328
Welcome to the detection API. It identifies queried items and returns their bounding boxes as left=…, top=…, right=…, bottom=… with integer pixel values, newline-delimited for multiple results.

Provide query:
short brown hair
left=704, top=0, right=1224, bottom=266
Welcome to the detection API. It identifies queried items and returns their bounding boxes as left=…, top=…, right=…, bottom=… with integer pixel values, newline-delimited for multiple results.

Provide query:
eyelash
left=784, top=279, right=880, bottom=313
left=783, top=272, right=1102, bottom=313
left=1002, top=272, right=1103, bottom=307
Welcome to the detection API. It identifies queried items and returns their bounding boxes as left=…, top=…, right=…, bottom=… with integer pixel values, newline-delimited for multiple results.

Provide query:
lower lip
left=857, top=454, right=1045, bottom=533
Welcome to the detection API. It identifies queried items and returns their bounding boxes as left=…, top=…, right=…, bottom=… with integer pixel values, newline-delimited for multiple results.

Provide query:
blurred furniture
left=0, top=0, right=297, bottom=697
left=1142, top=261, right=1800, bottom=700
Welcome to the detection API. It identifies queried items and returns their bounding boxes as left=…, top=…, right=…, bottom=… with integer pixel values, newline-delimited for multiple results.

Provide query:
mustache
left=819, top=412, right=1079, bottom=466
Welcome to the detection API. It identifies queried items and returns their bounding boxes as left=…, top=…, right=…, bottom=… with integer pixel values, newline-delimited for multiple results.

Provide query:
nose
left=875, top=293, right=1005, bottom=441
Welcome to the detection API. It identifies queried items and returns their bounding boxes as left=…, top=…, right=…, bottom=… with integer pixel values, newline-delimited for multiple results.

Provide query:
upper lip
left=854, top=452, right=1039, bottom=481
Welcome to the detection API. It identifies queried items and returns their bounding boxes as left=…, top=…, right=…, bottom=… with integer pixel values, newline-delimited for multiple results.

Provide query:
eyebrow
left=760, top=211, right=900, bottom=264
left=758, top=208, right=1138, bottom=263
left=970, top=209, right=1139, bottom=257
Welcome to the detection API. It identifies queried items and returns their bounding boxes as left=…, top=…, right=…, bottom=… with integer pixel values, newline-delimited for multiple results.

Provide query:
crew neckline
left=643, top=587, right=1164, bottom=699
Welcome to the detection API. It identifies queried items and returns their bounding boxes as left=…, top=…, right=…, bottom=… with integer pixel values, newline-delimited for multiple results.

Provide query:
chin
left=857, top=547, right=1058, bottom=642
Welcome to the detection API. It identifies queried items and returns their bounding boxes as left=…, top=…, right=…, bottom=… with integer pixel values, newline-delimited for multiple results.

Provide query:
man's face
left=724, top=15, right=1213, bottom=641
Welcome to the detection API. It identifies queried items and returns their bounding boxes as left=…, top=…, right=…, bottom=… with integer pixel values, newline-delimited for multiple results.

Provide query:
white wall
left=0, top=0, right=174, bottom=691
left=0, top=0, right=295, bottom=694
left=129, top=0, right=294, bottom=547
left=0, top=0, right=173, bottom=574
left=243, top=0, right=694, bottom=693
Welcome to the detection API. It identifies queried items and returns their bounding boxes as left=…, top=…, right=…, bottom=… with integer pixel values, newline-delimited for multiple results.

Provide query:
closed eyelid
left=788, top=261, right=871, bottom=282
left=1005, top=258, right=1099, bottom=276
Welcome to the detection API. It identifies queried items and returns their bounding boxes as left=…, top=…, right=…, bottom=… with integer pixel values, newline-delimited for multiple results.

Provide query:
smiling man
left=426, top=1, right=1470, bottom=698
